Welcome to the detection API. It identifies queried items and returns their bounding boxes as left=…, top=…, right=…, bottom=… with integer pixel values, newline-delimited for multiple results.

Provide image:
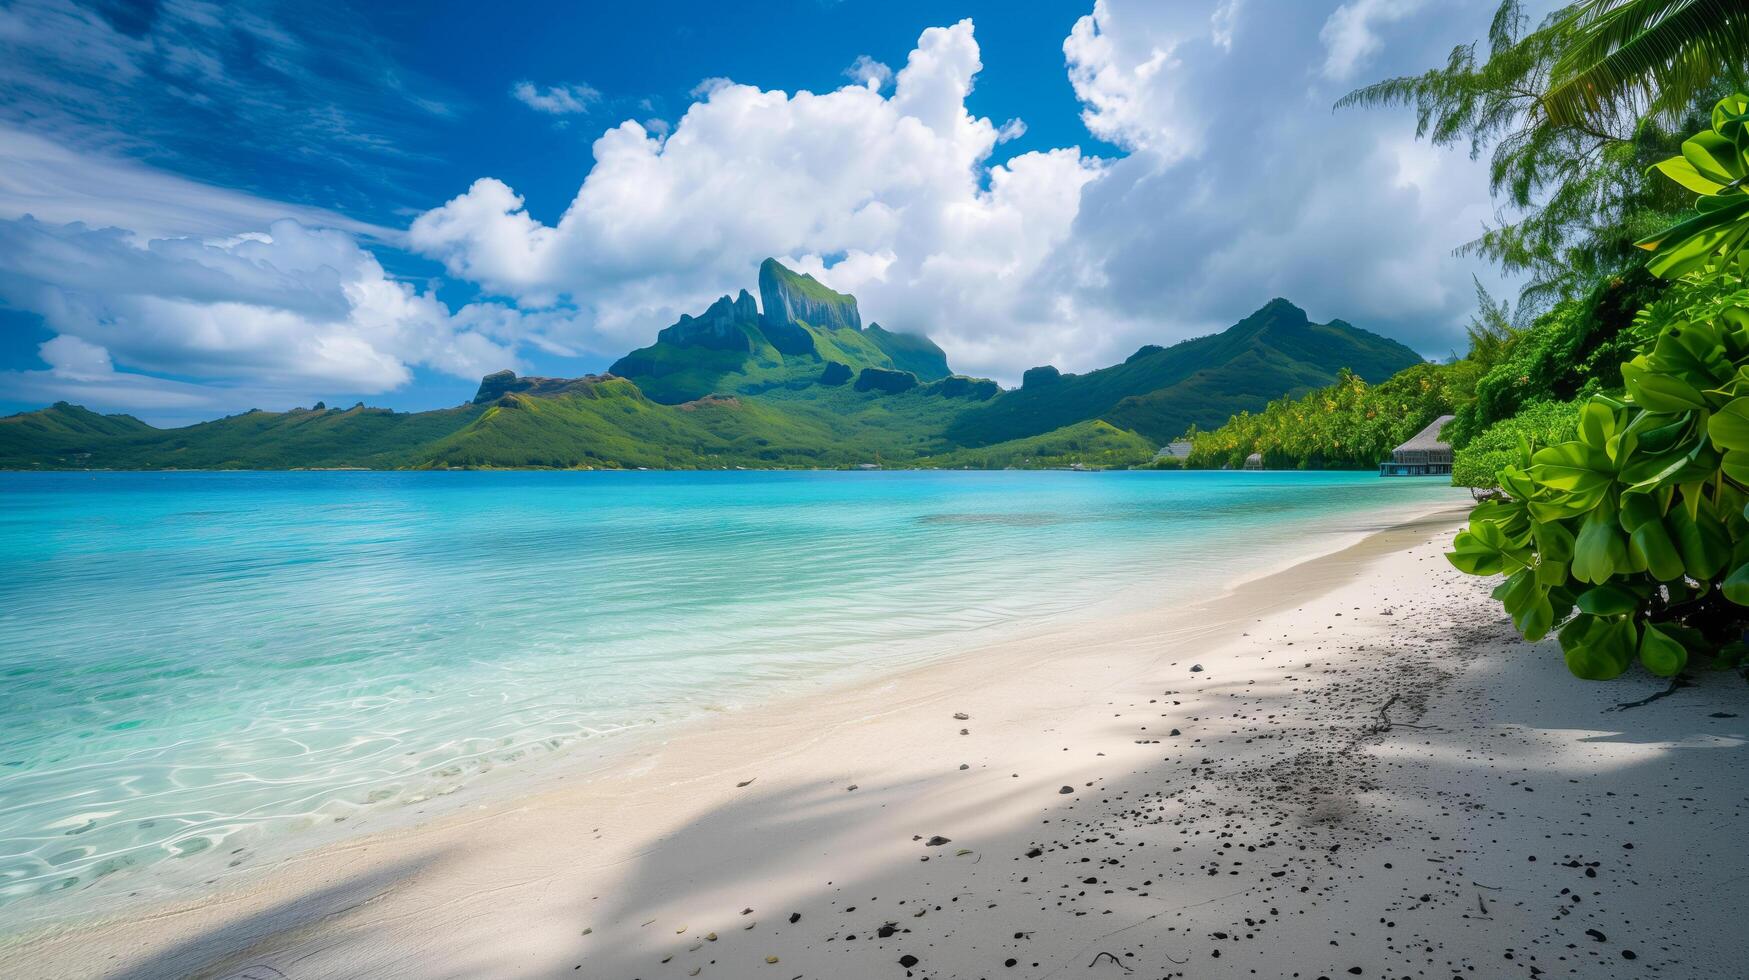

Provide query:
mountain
left=945, top=298, right=1423, bottom=446
left=609, top=258, right=949, bottom=403
left=0, top=402, right=155, bottom=465
left=0, top=269, right=1427, bottom=471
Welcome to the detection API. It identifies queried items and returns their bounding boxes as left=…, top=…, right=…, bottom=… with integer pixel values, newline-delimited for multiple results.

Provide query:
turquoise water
left=0, top=470, right=1461, bottom=921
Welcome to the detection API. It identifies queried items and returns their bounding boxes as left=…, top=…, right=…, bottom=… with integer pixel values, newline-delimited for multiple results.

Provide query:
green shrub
left=1185, top=362, right=1479, bottom=470
left=1451, top=399, right=1582, bottom=489
left=1443, top=272, right=1665, bottom=449
left=1638, top=94, right=1749, bottom=278
left=1446, top=269, right=1749, bottom=679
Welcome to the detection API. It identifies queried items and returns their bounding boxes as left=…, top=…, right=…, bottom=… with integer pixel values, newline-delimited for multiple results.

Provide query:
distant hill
left=946, top=298, right=1424, bottom=446
left=0, top=268, right=1426, bottom=470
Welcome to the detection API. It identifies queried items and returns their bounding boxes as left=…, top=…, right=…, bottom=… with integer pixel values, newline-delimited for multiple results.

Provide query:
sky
left=0, top=0, right=1526, bottom=425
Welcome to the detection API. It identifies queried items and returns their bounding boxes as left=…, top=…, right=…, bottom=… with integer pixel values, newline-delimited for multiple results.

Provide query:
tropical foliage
left=1451, top=398, right=1583, bottom=489
left=1183, top=362, right=1479, bottom=471
left=1335, top=1, right=1730, bottom=311
left=1543, top=0, right=1749, bottom=128
left=1637, top=93, right=1749, bottom=277
left=1447, top=263, right=1749, bottom=678
left=1442, top=286, right=1649, bottom=447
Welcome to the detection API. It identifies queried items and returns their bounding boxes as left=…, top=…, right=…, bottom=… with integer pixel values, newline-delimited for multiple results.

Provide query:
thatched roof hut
left=1379, top=415, right=1454, bottom=477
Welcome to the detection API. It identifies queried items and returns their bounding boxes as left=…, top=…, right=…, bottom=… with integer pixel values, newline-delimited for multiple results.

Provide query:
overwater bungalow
left=1154, top=440, right=1193, bottom=461
left=1379, top=415, right=1455, bottom=477
left=1243, top=452, right=1263, bottom=471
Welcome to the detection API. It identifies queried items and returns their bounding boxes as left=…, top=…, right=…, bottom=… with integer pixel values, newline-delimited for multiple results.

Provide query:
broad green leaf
left=1571, top=509, right=1627, bottom=584
left=1513, top=591, right=1554, bottom=643
left=1617, top=492, right=1662, bottom=531
left=1723, top=449, right=1749, bottom=486
left=1682, top=130, right=1744, bottom=185
left=1670, top=505, right=1730, bottom=579
left=1651, top=156, right=1727, bottom=195
left=1629, top=520, right=1686, bottom=581
left=1564, top=618, right=1635, bottom=681
left=1707, top=397, right=1749, bottom=450
left=1446, top=523, right=1521, bottom=577
left=1621, top=360, right=1708, bottom=412
left=1529, top=441, right=1615, bottom=494
left=1638, top=624, right=1689, bottom=678
left=1577, top=400, right=1616, bottom=451
left=1723, top=561, right=1749, bottom=607
left=1531, top=520, right=1575, bottom=563
left=1575, top=585, right=1637, bottom=616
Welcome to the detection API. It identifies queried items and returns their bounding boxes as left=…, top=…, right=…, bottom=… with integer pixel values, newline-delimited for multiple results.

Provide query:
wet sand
left=5, top=503, right=1747, bottom=979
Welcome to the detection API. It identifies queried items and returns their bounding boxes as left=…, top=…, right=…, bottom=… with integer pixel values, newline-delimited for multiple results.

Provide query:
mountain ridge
left=1, top=266, right=1427, bottom=470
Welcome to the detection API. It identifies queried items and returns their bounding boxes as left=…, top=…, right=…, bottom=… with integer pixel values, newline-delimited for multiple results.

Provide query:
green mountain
left=945, top=298, right=1424, bottom=446
left=0, top=265, right=1426, bottom=471
left=608, top=258, right=949, bottom=403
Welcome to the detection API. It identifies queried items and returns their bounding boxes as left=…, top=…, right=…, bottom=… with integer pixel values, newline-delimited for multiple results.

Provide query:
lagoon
left=0, top=470, right=1459, bottom=925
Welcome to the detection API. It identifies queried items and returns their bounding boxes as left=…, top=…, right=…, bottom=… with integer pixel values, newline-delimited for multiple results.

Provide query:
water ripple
left=0, top=470, right=1459, bottom=919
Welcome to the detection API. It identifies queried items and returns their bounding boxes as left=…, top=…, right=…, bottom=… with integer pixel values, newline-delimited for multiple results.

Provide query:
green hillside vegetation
left=609, top=258, right=949, bottom=404
left=0, top=402, right=154, bottom=462
left=915, top=420, right=1157, bottom=470
left=3, top=260, right=1433, bottom=471
left=1448, top=398, right=1581, bottom=490
left=946, top=298, right=1423, bottom=446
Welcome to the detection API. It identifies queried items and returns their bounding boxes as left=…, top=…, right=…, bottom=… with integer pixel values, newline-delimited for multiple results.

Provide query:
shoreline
left=6, top=499, right=1746, bottom=978
left=0, top=481, right=1458, bottom=941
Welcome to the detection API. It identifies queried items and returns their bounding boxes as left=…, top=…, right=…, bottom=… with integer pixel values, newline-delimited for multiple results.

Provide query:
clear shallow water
left=0, top=470, right=1461, bottom=921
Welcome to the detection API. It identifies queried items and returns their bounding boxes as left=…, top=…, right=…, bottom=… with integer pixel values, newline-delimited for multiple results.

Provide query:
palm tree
left=1544, top=0, right=1749, bottom=128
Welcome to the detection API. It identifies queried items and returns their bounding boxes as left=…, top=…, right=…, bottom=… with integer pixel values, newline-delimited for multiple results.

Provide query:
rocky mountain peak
left=758, top=258, right=862, bottom=334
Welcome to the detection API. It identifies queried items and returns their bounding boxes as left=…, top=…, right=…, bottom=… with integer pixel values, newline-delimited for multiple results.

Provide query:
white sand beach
left=5, top=503, right=1746, bottom=980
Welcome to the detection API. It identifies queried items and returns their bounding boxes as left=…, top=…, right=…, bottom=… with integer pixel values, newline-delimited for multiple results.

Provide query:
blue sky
left=0, top=0, right=1523, bottom=424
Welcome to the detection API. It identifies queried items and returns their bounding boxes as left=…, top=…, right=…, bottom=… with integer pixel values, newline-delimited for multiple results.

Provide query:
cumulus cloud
left=511, top=81, right=603, bottom=115
left=2, top=2, right=1516, bottom=410
left=843, top=55, right=894, bottom=91
left=1, top=334, right=219, bottom=412
left=0, top=213, right=527, bottom=415
left=406, top=7, right=1506, bottom=382
left=1319, top=0, right=1427, bottom=81
left=410, top=20, right=1105, bottom=367
left=1063, top=0, right=1196, bottom=159
left=1050, top=0, right=1505, bottom=368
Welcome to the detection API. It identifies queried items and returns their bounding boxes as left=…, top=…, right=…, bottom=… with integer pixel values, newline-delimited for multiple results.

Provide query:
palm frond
left=1545, top=0, right=1749, bottom=125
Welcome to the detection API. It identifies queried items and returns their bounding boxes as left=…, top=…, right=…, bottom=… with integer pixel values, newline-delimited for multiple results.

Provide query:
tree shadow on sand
left=556, top=608, right=1748, bottom=979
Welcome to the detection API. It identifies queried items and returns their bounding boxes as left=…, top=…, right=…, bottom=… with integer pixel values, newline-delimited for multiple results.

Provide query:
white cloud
left=408, top=7, right=1504, bottom=383
left=511, top=81, right=603, bottom=115
left=1063, top=0, right=1195, bottom=159
left=0, top=213, right=528, bottom=415
left=0, top=0, right=452, bottom=216
left=0, top=125, right=390, bottom=242
left=1210, top=0, right=1244, bottom=50
left=410, top=20, right=1105, bottom=370
left=2, top=2, right=1517, bottom=410
left=844, top=55, right=893, bottom=91
left=1048, top=0, right=1507, bottom=368
left=1319, top=0, right=1426, bottom=81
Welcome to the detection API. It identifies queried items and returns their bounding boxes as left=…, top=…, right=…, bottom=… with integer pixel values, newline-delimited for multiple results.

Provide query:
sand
left=4, top=503, right=1747, bottom=979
